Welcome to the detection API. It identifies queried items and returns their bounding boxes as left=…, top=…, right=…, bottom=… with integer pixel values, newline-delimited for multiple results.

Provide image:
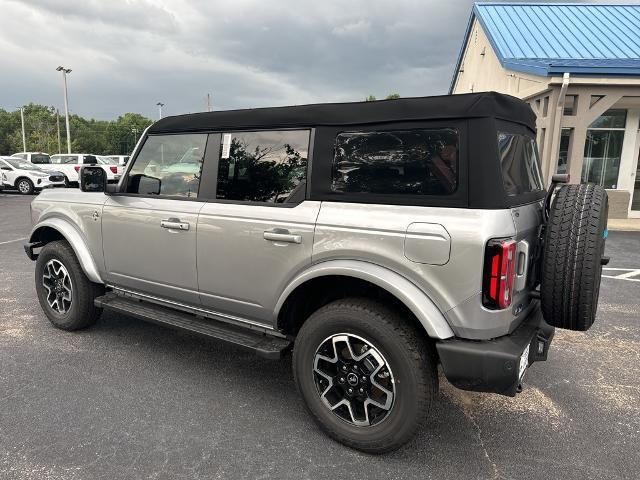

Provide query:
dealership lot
left=1, top=192, right=638, bottom=480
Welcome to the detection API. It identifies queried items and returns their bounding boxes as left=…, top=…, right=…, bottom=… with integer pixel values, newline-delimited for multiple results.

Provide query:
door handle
left=263, top=229, right=302, bottom=244
left=161, top=218, right=190, bottom=231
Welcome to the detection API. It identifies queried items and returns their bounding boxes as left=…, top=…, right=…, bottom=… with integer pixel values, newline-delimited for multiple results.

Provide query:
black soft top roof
left=148, top=91, right=536, bottom=134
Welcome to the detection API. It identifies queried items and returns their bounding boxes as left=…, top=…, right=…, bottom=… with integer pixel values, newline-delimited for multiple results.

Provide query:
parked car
left=0, top=156, right=65, bottom=194
left=11, top=152, right=51, bottom=164
left=106, top=155, right=130, bottom=166
left=96, top=156, right=125, bottom=182
left=24, top=92, right=608, bottom=453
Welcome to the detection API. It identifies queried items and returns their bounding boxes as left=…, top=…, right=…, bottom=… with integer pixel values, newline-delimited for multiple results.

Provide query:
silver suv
left=25, top=93, right=609, bottom=453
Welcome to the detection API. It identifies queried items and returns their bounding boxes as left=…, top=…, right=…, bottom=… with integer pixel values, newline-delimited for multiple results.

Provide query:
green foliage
left=0, top=104, right=153, bottom=155
left=365, top=95, right=377, bottom=102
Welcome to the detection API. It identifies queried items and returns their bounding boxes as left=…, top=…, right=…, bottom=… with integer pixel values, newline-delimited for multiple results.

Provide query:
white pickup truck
left=11, top=152, right=123, bottom=186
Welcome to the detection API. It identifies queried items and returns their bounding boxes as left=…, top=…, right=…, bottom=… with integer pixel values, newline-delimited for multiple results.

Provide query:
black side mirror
left=80, top=166, right=107, bottom=192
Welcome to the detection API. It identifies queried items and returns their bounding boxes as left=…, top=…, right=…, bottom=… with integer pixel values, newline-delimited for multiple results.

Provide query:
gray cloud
left=0, top=0, right=598, bottom=120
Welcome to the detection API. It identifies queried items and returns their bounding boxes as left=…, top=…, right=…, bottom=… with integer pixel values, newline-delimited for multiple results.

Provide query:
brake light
left=74, top=166, right=81, bottom=172
left=482, top=239, right=517, bottom=309
left=110, top=166, right=117, bottom=173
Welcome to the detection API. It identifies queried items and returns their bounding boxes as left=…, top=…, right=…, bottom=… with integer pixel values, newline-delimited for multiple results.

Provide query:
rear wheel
left=17, top=178, right=34, bottom=194
left=541, top=183, right=608, bottom=331
left=35, top=240, right=104, bottom=330
left=293, top=298, right=437, bottom=453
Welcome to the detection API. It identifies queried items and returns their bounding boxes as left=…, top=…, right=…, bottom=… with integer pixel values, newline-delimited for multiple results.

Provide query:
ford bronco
left=25, top=92, right=608, bottom=453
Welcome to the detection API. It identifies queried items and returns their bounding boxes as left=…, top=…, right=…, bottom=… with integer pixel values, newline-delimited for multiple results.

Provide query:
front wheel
left=35, top=240, right=104, bottom=330
left=293, top=298, right=437, bottom=453
left=17, top=178, right=34, bottom=194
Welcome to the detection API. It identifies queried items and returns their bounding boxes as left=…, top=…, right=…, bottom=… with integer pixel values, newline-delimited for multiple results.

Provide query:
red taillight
left=74, top=166, right=81, bottom=172
left=110, top=166, right=117, bottom=173
left=483, top=239, right=517, bottom=309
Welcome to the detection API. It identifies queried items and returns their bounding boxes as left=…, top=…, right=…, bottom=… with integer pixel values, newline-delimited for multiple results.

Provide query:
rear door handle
left=263, top=229, right=302, bottom=244
left=161, top=218, right=190, bottom=231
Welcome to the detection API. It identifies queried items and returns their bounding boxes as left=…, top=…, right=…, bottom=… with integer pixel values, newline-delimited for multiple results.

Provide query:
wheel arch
left=15, top=176, right=33, bottom=188
left=275, top=260, right=454, bottom=340
left=29, top=219, right=103, bottom=284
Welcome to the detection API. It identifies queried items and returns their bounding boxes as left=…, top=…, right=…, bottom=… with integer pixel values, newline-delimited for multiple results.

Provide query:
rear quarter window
left=332, top=128, right=459, bottom=196
left=498, top=132, right=544, bottom=196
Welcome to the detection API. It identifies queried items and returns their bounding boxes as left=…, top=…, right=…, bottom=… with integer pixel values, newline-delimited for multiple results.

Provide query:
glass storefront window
left=581, top=109, right=626, bottom=189
left=588, top=109, right=626, bottom=129
left=557, top=129, right=571, bottom=174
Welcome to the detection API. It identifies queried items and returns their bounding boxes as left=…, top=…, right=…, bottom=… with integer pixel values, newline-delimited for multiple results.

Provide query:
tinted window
left=216, top=130, right=309, bottom=203
left=31, top=154, right=51, bottom=164
left=498, top=132, right=544, bottom=196
left=332, top=129, right=459, bottom=195
left=82, top=155, right=98, bottom=165
left=126, top=134, right=206, bottom=198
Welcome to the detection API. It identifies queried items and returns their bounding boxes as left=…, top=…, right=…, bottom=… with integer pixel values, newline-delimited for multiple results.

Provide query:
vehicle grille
left=49, top=175, right=64, bottom=182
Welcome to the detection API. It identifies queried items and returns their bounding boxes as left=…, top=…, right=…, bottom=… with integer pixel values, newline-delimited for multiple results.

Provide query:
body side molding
left=274, top=259, right=455, bottom=339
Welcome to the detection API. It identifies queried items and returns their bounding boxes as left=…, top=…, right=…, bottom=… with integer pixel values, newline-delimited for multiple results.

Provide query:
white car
left=96, top=156, right=125, bottom=182
left=106, top=155, right=130, bottom=166
left=0, top=156, right=65, bottom=194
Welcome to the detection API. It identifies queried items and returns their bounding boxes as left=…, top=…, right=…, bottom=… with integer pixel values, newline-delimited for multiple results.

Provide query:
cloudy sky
left=0, top=0, right=598, bottom=120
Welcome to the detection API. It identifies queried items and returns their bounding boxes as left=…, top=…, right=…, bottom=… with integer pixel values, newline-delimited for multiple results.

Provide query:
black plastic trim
left=436, top=305, right=554, bottom=397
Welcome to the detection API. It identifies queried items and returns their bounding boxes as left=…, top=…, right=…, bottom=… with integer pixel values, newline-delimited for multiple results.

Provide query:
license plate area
left=518, top=343, right=530, bottom=380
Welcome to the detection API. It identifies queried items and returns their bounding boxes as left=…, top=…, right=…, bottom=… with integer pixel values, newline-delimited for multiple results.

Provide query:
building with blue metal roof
left=450, top=2, right=640, bottom=219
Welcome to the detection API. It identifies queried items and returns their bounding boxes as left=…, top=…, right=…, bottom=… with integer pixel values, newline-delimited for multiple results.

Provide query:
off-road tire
left=293, top=298, right=438, bottom=453
left=541, top=183, right=608, bottom=331
left=35, top=240, right=104, bottom=330
left=17, top=178, right=34, bottom=195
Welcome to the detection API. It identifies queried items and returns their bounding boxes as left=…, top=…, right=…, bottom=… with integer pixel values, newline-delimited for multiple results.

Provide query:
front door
left=102, top=133, right=209, bottom=305
left=196, top=129, right=318, bottom=325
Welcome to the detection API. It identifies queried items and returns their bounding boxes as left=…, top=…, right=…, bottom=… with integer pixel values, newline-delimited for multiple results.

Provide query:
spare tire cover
left=541, top=183, right=608, bottom=331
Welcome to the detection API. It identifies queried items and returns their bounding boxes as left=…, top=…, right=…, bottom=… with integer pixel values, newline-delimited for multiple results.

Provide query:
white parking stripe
left=602, top=268, right=640, bottom=282
left=0, top=237, right=27, bottom=246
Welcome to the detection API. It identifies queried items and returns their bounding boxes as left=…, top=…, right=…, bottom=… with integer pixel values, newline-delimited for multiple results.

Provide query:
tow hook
left=516, top=383, right=523, bottom=394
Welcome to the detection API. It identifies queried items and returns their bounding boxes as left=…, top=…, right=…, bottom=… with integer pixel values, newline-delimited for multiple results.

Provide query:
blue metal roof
left=450, top=3, right=640, bottom=93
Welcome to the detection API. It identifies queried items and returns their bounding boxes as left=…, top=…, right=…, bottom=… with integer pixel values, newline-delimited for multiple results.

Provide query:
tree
left=0, top=104, right=153, bottom=156
left=364, top=94, right=401, bottom=102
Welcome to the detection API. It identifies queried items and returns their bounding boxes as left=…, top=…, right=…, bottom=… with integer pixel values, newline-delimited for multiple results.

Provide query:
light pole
left=56, top=66, right=72, bottom=153
left=19, top=107, right=26, bottom=152
left=156, top=102, right=164, bottom=119
left=131, top=127, right=139, bottom=147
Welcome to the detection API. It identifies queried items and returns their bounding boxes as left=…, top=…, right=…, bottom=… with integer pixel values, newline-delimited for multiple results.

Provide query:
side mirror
left=80, top=166, right=107, bottom=192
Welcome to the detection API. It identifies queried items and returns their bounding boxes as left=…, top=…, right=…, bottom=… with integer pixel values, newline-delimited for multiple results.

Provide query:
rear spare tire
left=541, top=183, right=608, bottom=331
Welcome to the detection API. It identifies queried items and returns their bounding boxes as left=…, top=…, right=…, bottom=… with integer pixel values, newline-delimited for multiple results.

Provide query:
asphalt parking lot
left=1, top=192, right=639, bottom=480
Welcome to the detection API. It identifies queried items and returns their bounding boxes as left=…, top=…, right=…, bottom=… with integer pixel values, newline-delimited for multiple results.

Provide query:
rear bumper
left=436, top=305, right=554, bottom=397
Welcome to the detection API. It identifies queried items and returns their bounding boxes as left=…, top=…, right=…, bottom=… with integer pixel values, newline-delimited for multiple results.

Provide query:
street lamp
left=156, top=102, right=165, bottom=120
left=131, top=127, right=139, bottom=146
left=56, top=66, right=72, bottom=154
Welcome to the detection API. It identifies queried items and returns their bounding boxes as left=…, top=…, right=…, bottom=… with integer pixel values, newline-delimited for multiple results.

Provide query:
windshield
left=4, top=158, right=42, bottom=171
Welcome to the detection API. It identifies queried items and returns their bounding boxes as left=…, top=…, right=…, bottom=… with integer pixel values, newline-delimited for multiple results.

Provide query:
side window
left=215, top=130, right=310, bottom=203
left=126, top=133, right=207, bottom=198
left=83, top=155, right=98, bottom=165
left=332, top=129, right=459, bottom=195
left=15, top=154, right=27, bottom=160
left=498, top=132, right=544, bottom=196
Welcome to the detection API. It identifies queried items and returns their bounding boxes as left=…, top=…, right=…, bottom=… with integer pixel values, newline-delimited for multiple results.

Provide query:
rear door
left=196, top=129, right=319, bottom=325
left=101, top=133, right=208, bottom=305
left=496, top=126, right=545, bottom=296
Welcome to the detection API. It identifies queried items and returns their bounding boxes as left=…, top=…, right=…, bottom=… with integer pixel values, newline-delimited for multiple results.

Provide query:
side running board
left=95, top=293, right=292, bottom=359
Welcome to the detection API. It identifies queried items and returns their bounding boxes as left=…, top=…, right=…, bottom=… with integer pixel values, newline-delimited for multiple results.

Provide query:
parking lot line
left=0, top=237, right=27, bottom=246
left=602, top=267, right=640, bottom=282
